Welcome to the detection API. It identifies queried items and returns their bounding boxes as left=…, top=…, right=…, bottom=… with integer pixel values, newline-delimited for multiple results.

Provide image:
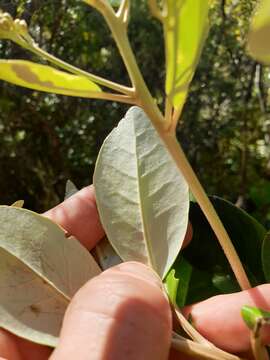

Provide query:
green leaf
left=181, top=196, right=266, bottom=304
left=93, top=106, right=189, bottom=279
left=185, top=266, right=219, bottom=304
left=248, top=0, right=270, bottom=64
left=249, top=180, right=270, bottom=208
left=241, top=305, right=270, bottom=330
left=0, top=60, right=102, bottom=97
left=164, top=0, right=210, bottom=110
left=262, top=232, right=270, bottom=282
left=212, top=272, right=240, bottom=294
left=64, top=180, right=79, bottom=200
left=184, top=196, right=266, bottom=282
left=0, top=206, right=101, bottom=347
left=165, top=256, right=192, bottom=307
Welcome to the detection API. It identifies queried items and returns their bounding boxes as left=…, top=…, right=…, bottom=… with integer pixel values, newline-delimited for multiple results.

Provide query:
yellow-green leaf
left=0, top=206, right=101, bottom=347
left=248, top=0, right=270, bottom=64
left=164, top=0, right=209, bottom=110
left=0, top=60, right=102, bottom=97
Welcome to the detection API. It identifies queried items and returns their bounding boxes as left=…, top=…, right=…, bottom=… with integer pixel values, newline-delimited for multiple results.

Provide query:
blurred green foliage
left=0, top=0, right=270, bottom=227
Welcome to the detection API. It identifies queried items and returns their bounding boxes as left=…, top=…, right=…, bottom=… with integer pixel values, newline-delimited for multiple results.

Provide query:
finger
left=0, top=327, right=53, bottom=360
left=51, top=262, right=172, bottom=360
left=0, top=329, right=21, bottom=360
left=183, top=283, right=270, bottom=353
left=44, top=185, right=104, bottom=250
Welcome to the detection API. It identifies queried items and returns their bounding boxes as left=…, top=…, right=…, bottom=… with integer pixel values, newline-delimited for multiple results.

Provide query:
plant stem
left=171, top=333, right=245, bottom=360
left=251, top=334, right=269, bottom=360
left=148, top=0, right=164, bottom=21
left=86, top=0, right=251, bottom=290
left=173, top=307, right=212, bottom=346
left=250, top=321, right=270, bottom=360
left=159, top=133, right=251, bottom=290
left=117, top=0, right=130, bottom=25
left=90, top=1, right=166, bottom=128
left=24, top=43, right=134, bottom=96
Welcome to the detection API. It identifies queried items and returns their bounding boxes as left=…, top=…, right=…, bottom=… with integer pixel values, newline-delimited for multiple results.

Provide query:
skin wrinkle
left=51, top=263, right=171, bottom=360
left=69, top=271, right=171, bottom=329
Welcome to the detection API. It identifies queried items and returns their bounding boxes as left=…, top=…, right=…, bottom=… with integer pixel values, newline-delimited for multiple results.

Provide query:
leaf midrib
left=0, top=246, right=70, bottom=304
left=133, top=116, right=157, bottom=271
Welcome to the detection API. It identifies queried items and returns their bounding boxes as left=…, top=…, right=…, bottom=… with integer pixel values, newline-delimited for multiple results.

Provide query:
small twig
left=164, top=98, right=173, bottom=127
left=171, top=333, right=245, bottom=360
left=250, top=320, right=270, bottom=360
left=117, top=0, right=130, bottom=26
left=26, top=43, right=134, bottom=96
left=147, top=0, right=164, bottom=22
left=170, top=102, right=185, bottom=131
left=174, top=307, right=212, bottom=346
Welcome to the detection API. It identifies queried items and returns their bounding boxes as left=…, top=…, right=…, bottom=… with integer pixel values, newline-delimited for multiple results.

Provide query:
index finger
left=44, top=185, right=105, bottom=250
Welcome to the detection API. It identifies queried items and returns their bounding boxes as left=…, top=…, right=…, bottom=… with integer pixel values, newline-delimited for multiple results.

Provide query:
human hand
left=0, top=186, right=270, bottom=360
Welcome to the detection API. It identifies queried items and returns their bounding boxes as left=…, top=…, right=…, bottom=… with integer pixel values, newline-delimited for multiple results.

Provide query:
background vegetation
left=0, top=0, right=270, bottom=228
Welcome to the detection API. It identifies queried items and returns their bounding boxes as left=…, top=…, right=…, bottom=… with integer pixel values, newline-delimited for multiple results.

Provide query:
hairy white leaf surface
left=0, top=206, right=101, bottom=347
left=94, top=106, right=189, bottom=278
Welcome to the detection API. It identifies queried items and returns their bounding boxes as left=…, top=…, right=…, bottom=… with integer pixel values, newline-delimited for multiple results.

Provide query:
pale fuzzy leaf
left=164, top=0, right=209, bottom=110
left=94, top=106, right=189, bottom=279
left=93, top=237, right=122, bottom=270
left=0, top=206, right=101, bottom=347
left=0, top=60, right=102, bottom=97
left=64, top=180, right=79, bottom=200
left=11, top=200, right=24, bottom=207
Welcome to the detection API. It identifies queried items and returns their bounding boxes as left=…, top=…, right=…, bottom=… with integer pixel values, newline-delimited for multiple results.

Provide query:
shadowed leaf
left=262, top=232, right=270, bottom=282
left=0, top=206, right=101, bottom=347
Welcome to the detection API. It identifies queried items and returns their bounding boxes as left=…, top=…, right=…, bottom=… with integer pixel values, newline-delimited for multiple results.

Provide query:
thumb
left=51, top=262, right=172, bottom=360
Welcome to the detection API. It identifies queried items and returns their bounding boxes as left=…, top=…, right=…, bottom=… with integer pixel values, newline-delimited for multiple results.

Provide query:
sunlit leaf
left=64, top=180, right=79, bottom=200
left=164, top=0, right=210, bottom=110
left=248, top=0, right=270, bottom=64
left=165, top=256, right=192, bottom=306
left=0, top=206, right=101, bottom=347
left=0, top=60, right=102, bottom=97
left=241, top=305, right=270, bottom=330
left=94, top=106, right=189, bottom=279
left=262, top=232, right=270, bottom=282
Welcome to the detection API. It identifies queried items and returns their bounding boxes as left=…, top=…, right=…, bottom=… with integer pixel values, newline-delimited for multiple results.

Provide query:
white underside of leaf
left=94, top=106, right=189, bottom=278
left=0, top=206, right=101, bottom=347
